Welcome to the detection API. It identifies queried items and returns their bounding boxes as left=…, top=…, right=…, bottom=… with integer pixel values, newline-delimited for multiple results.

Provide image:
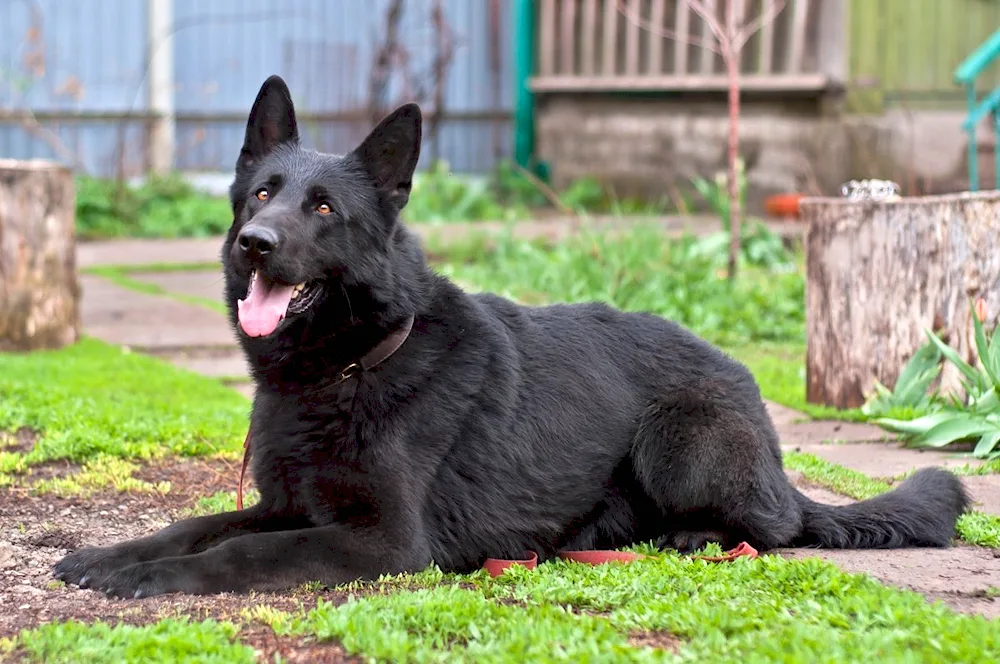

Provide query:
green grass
left=0, top=338, right=248, bottom=481
left=267, top=549, right=1000, bottom=662
left=784, top=450, right=1000, bottom=548
left=14, top=618, right=253, bottom=664
left=722, top=342, right=865, bottom=422
left=13, top=547, right=1000, bottom=663
left=183, top=488, right=259, bottom=517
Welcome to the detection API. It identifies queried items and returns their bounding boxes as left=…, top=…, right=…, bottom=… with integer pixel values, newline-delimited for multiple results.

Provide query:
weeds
left=438, top=224, right=803, bottom=347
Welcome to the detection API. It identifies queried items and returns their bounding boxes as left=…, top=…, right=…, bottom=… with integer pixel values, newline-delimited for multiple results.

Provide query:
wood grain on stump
left=0, top=159, right=80, bottom=351
left=802, top=190, right=1000, bottom=409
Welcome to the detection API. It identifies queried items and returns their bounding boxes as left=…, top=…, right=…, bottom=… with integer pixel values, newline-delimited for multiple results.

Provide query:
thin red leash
left=481, top=542, right=758, bottom=577
left=236, top=429, right=252, bottom=511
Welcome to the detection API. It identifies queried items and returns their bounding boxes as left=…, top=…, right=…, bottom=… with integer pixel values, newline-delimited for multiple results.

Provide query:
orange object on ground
left=764, top=193, right=804, bottom=218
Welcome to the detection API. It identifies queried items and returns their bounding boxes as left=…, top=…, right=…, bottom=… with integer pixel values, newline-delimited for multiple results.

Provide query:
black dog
left=55, top=76, right=970, bottom=598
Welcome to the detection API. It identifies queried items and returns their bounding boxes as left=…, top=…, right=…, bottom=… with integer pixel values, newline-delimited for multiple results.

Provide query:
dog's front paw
left=98, top=560, right=187, bottom=599
left=53, top=545, right=143, bottom=590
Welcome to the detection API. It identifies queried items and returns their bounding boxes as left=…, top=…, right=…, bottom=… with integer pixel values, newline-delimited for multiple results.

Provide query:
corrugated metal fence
left=0, top=0, right=512, bottom=177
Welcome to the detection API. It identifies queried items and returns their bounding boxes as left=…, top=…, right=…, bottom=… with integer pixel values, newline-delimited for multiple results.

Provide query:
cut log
left=802, top=190, right=1000, bottom=409
left=0, top=159, right=80, bottom=351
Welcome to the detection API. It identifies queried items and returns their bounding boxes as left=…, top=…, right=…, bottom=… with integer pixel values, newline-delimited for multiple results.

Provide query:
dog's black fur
left=55, top=76, right=971, bottom=599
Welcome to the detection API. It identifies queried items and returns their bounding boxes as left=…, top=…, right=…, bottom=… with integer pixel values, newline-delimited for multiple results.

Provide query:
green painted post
left=995, top=111, right=1000, bottom=191
left=968, top=83, right=979, bottom=191
left=512, top=0, right=535, bottom=173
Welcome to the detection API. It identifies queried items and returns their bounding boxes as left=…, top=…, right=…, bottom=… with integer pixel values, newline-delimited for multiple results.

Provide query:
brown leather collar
left=236, top=315, right=415, bottom=509
left=332, top=315, right=415, bottom=384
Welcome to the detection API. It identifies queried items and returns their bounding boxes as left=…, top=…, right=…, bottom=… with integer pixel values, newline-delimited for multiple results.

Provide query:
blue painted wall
left=0, top=0, right=512, bottom=176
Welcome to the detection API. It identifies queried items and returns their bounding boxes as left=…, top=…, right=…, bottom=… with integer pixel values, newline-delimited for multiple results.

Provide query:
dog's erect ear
left=351, top=103, right=422, bottom=209
left=237, top=75, right=299, bottom=171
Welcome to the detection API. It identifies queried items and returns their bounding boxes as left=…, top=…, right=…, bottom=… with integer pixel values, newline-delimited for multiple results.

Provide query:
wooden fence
left=849, top=0, right=1000, bottom=112
left=531, top=0, right=845, bottom=92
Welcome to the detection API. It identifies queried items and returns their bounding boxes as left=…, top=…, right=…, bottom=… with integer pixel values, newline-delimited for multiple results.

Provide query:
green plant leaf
left=894, top=341, right=942, bottom=394
left=913, top=415, right=999, bottom=448
left=971, top=299, right=1000, bottom=387
left=974, top=430, right=1000, bottom=458
left=924, top=329, right=987, bottom=394
left=873, top=411, right=956, bottom=436
left=970, top=386, right=1000, bottom=413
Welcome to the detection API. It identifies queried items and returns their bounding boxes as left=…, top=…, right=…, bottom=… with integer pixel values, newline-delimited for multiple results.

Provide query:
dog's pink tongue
left=237, top=277, right=296, bottom=337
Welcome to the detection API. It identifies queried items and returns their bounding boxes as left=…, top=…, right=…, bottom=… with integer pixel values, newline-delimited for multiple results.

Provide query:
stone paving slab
left=80, top=275, right=235, bottom=351
left=765, top=401, right=892, bottom=445
left=781, top=439, right=986, bottom=477
left=79, top=237, right=225, bottom=269
left=956, top=475, right=1000, bottom=516
left=168, top=350, right=249, bottom=379
left=132, top=269, right=227, bottom=305
left=779, top=545, right=1000, bottom=619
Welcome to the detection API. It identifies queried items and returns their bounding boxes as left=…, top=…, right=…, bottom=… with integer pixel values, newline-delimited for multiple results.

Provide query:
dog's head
left=222, top=75, right=426, bottom=350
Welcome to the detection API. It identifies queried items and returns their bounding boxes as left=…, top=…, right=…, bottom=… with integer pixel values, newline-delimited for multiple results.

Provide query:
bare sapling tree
left=617, top=0, right=786, bottom=281
left=367, top=0, right=458, bottom=157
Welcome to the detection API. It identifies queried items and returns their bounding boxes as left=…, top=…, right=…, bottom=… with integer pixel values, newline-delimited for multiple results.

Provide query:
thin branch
left=735, top=0, right=787, bottom=51
left=686, top=0, right=730, bottom=49
left=4, top=0, right=86, bottom=171
left=614, top=0, right=721, bottom=55
left=12, top=109, right=86, bottom=170
left=368, top=0, right=406, bottom=126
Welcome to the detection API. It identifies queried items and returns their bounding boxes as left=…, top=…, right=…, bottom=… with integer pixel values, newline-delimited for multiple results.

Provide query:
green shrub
left=75, top=175, right=231, bottom=239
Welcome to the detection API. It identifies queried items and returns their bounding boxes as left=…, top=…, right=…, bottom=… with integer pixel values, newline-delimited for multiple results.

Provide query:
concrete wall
left=534, top=94, right=989, bottom=215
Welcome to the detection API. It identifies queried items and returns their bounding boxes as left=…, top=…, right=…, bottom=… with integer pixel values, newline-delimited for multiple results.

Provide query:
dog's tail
left=792, top=467, right=970, bottom=548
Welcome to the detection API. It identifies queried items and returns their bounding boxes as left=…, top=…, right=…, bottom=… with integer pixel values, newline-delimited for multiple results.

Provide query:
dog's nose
left=237, top=226, right=278, bottom=258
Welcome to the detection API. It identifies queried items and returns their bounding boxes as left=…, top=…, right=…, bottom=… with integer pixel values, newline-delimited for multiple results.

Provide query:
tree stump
left=0, top=159, right=80, bottom=351
left=802, top=190, right=1000, bottom=409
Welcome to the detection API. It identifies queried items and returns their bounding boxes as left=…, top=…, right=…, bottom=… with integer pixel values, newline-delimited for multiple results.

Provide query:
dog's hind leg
left=629, top=383, right=802, bottom=553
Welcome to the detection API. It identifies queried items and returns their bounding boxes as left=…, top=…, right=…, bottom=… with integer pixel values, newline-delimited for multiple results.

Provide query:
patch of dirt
left=628, top=630, right=683, bottom=653
left=1, top=427, right=39, bottom=454
left=239, top=628, right=361, bottom=663
left=0, top=457, right=356, bottom=641
left=130, top=456, right=244, bottom=502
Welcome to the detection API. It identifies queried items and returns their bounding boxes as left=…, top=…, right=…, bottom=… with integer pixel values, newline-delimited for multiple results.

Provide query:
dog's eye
left=316, top=202, right=332, bottom=215
left=255, top=188, right=269, bottom=201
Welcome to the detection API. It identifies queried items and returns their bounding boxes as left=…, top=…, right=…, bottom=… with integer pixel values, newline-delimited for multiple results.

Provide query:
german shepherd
left=54, top=76, right=970, bottom=598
